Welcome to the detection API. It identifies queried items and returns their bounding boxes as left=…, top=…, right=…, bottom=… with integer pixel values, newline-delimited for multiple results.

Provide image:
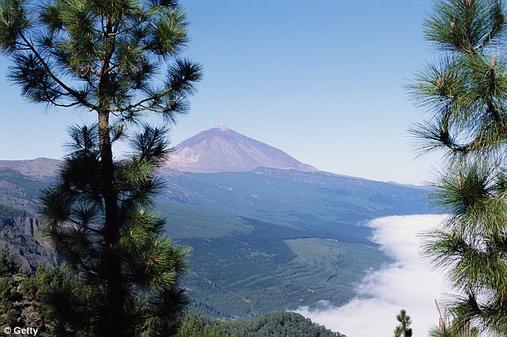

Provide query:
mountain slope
left=156, top=168, right=433, bottom=317
left=165, top=126, right=317, bottom=173
left=0, top=158, right=60, bottom=178
left=0, top=168, right=57, bottom=270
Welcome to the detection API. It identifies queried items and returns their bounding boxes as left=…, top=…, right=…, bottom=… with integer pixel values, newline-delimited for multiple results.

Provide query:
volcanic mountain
left=165, top=125, right=317, bottom=173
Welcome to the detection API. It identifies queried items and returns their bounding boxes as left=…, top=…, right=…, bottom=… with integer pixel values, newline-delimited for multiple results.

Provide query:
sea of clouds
left=297, top=214, right=454, bottom=337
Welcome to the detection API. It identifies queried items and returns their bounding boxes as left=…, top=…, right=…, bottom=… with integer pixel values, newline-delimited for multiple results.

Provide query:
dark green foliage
left=21, top=265, right=97, bottom=337
left=177, top=313, right=233, bottom=337
left=393, top=310, right=413, bottom=337
left=0, top=251, right=18, bottom=274
left=0, top=253, right=28, bottom=328
left=40, top=125, right=188, bottom=336
left=1, top=251, right=128, bottom=337
left=177, top=311, right=345, bottom=337
left=411, top=0, right=507, bottom=335
left=0, top=259, right=345, bottom=337
left=0, top=251, right=83, bottom=337
left=0, top=253, right=19, bottom=331
left=0, top=252, right=344, bottom=337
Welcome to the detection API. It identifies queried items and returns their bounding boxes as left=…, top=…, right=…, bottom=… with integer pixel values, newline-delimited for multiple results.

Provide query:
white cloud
left=297, top=214, right=454, bottom=337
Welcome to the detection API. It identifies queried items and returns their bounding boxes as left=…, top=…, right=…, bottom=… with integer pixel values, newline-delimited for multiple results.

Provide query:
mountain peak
left=165, top=127, right=317, bottom=173
left=215, top=124, right=230, bottom=131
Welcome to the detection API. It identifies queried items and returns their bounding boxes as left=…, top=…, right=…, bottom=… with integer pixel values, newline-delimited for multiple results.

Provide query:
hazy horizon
left=0, top=123, right=433, bottom=186
left=0, top=0, right=443, bottom=184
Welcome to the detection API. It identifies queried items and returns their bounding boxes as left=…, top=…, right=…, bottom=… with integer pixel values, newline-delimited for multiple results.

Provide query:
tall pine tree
left=0, top=1, right=201, bottom=336
left=394, top=310, right=413, bottom=337
left=410, top=0, right=507, bottom=335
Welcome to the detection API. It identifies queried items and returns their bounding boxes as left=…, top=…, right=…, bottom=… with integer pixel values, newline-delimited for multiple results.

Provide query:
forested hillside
left=0, top=251, right=344, bottom=337
left=177, top=312, right=345, bottom=337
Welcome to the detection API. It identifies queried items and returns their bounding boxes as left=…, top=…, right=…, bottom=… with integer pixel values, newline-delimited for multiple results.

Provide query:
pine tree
left=429, top=300, right=479, bottom=337
left=0, top=1, right=201, bottom=336
left=394, top=309, right=413, bottom=337
left=410, top=0, right=507, bottom=335
left=0, top=250, right=95, bottom=337
left=0, top=251, right=17, bottom=275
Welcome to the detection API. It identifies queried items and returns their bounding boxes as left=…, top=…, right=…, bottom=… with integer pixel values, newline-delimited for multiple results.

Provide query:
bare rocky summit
left=165, top=126, right=317, bottom=173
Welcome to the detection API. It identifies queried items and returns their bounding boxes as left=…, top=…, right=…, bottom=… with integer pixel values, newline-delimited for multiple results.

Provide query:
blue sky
left=0, top=0, right=443, bottom=184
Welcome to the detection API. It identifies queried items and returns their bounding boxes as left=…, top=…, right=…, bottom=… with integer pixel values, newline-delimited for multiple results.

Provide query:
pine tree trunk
left=98, top=110, right=124, bottom=337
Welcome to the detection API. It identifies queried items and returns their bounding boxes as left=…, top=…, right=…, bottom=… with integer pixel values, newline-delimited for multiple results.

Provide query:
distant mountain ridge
left=0, top=126, right=316, bottom=176
left=0, top=158, right=60, bottom=178
left=165, top=125, right=317, bottom=173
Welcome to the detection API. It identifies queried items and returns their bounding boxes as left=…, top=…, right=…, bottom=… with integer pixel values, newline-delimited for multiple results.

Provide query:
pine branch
left=19, top=33, right=97, bottom=110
